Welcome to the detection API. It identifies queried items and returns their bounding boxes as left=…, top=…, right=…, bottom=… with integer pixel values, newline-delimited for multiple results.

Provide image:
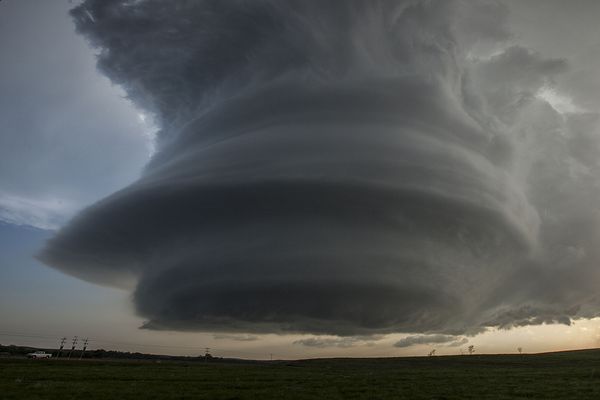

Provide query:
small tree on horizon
left=518, top=347, right=523, bottom=354
left=468, top=345, right=475, bottom=355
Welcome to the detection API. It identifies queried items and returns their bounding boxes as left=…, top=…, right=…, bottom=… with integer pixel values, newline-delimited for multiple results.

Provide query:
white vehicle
left=27, top=351, right=52, bottom=359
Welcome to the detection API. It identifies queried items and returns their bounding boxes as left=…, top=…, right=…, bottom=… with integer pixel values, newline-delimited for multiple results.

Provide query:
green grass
left=2, top=349, right=600, bottom=399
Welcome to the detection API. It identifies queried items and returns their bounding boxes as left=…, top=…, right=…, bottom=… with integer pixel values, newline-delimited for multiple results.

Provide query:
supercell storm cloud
left=40, top=0, right=600, bottom=336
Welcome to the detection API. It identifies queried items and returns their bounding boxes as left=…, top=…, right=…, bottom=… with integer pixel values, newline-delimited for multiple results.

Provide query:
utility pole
left=56, top=337, right=66, bottom=358
left=67, top=336, right=78, bottom=359
left=79, top=338, right=89, bottom=360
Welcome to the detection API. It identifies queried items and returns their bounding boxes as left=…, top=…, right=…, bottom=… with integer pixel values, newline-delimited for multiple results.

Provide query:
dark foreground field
left=2, top=349, right=600, bottom=399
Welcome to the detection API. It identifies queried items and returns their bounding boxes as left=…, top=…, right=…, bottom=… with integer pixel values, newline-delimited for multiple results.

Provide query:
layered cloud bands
left=40, top=0, right=600, bottom=335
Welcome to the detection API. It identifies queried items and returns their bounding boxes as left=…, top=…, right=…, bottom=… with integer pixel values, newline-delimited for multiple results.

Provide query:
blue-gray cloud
left=394, top=335, right=468, bottom=348
left=294, top=335, right=382, bottom=349
left=213, top=334, right=259, bottom=342
left=39, top=0, right=600, bottom=336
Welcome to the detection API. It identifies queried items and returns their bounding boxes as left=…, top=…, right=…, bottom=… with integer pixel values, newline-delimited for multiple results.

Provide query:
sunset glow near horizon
left=2, top=0, right=600, bottom=360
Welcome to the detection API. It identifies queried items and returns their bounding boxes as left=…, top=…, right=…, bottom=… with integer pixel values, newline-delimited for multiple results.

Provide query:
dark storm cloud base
left=40, top=0, right=600, bottom=336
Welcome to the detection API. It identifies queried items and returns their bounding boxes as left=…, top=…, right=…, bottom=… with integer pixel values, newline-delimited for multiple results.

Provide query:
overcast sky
left=2, top=0, right=600, bottom=359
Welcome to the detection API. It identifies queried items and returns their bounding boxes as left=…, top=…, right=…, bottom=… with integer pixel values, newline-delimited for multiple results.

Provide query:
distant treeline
left=0, top=344, right=238, bottom=362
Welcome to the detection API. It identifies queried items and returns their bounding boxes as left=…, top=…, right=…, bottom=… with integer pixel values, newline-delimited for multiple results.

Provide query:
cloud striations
left=39, top=0, right=600, bottom=336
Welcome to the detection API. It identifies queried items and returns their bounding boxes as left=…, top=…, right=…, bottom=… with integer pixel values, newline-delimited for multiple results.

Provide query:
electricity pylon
left=67, top=336, right=78, bottom=359
left=56, top=337, right=66, bottom=358
left=79, top=338, right=89, bottom=360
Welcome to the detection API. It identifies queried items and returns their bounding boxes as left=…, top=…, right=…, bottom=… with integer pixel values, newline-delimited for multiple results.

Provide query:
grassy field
left=1, top=349, right=600, bottom=399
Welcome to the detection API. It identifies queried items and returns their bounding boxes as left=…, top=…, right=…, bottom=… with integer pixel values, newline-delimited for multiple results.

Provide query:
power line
left=0, top=331, right=276, bottom=359
left=0, top=331, right=209, bottom=350
left=0, top=332, right=59, bottom=340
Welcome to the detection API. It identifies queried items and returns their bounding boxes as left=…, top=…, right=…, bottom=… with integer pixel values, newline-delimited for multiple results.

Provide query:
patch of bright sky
left=0, top=0, right=157, bottom=230
left=536, top=86, right=581, bottom=114
left=0, top=194, right=74, bottom=230
left=137, top=112, right=158, bottom=156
